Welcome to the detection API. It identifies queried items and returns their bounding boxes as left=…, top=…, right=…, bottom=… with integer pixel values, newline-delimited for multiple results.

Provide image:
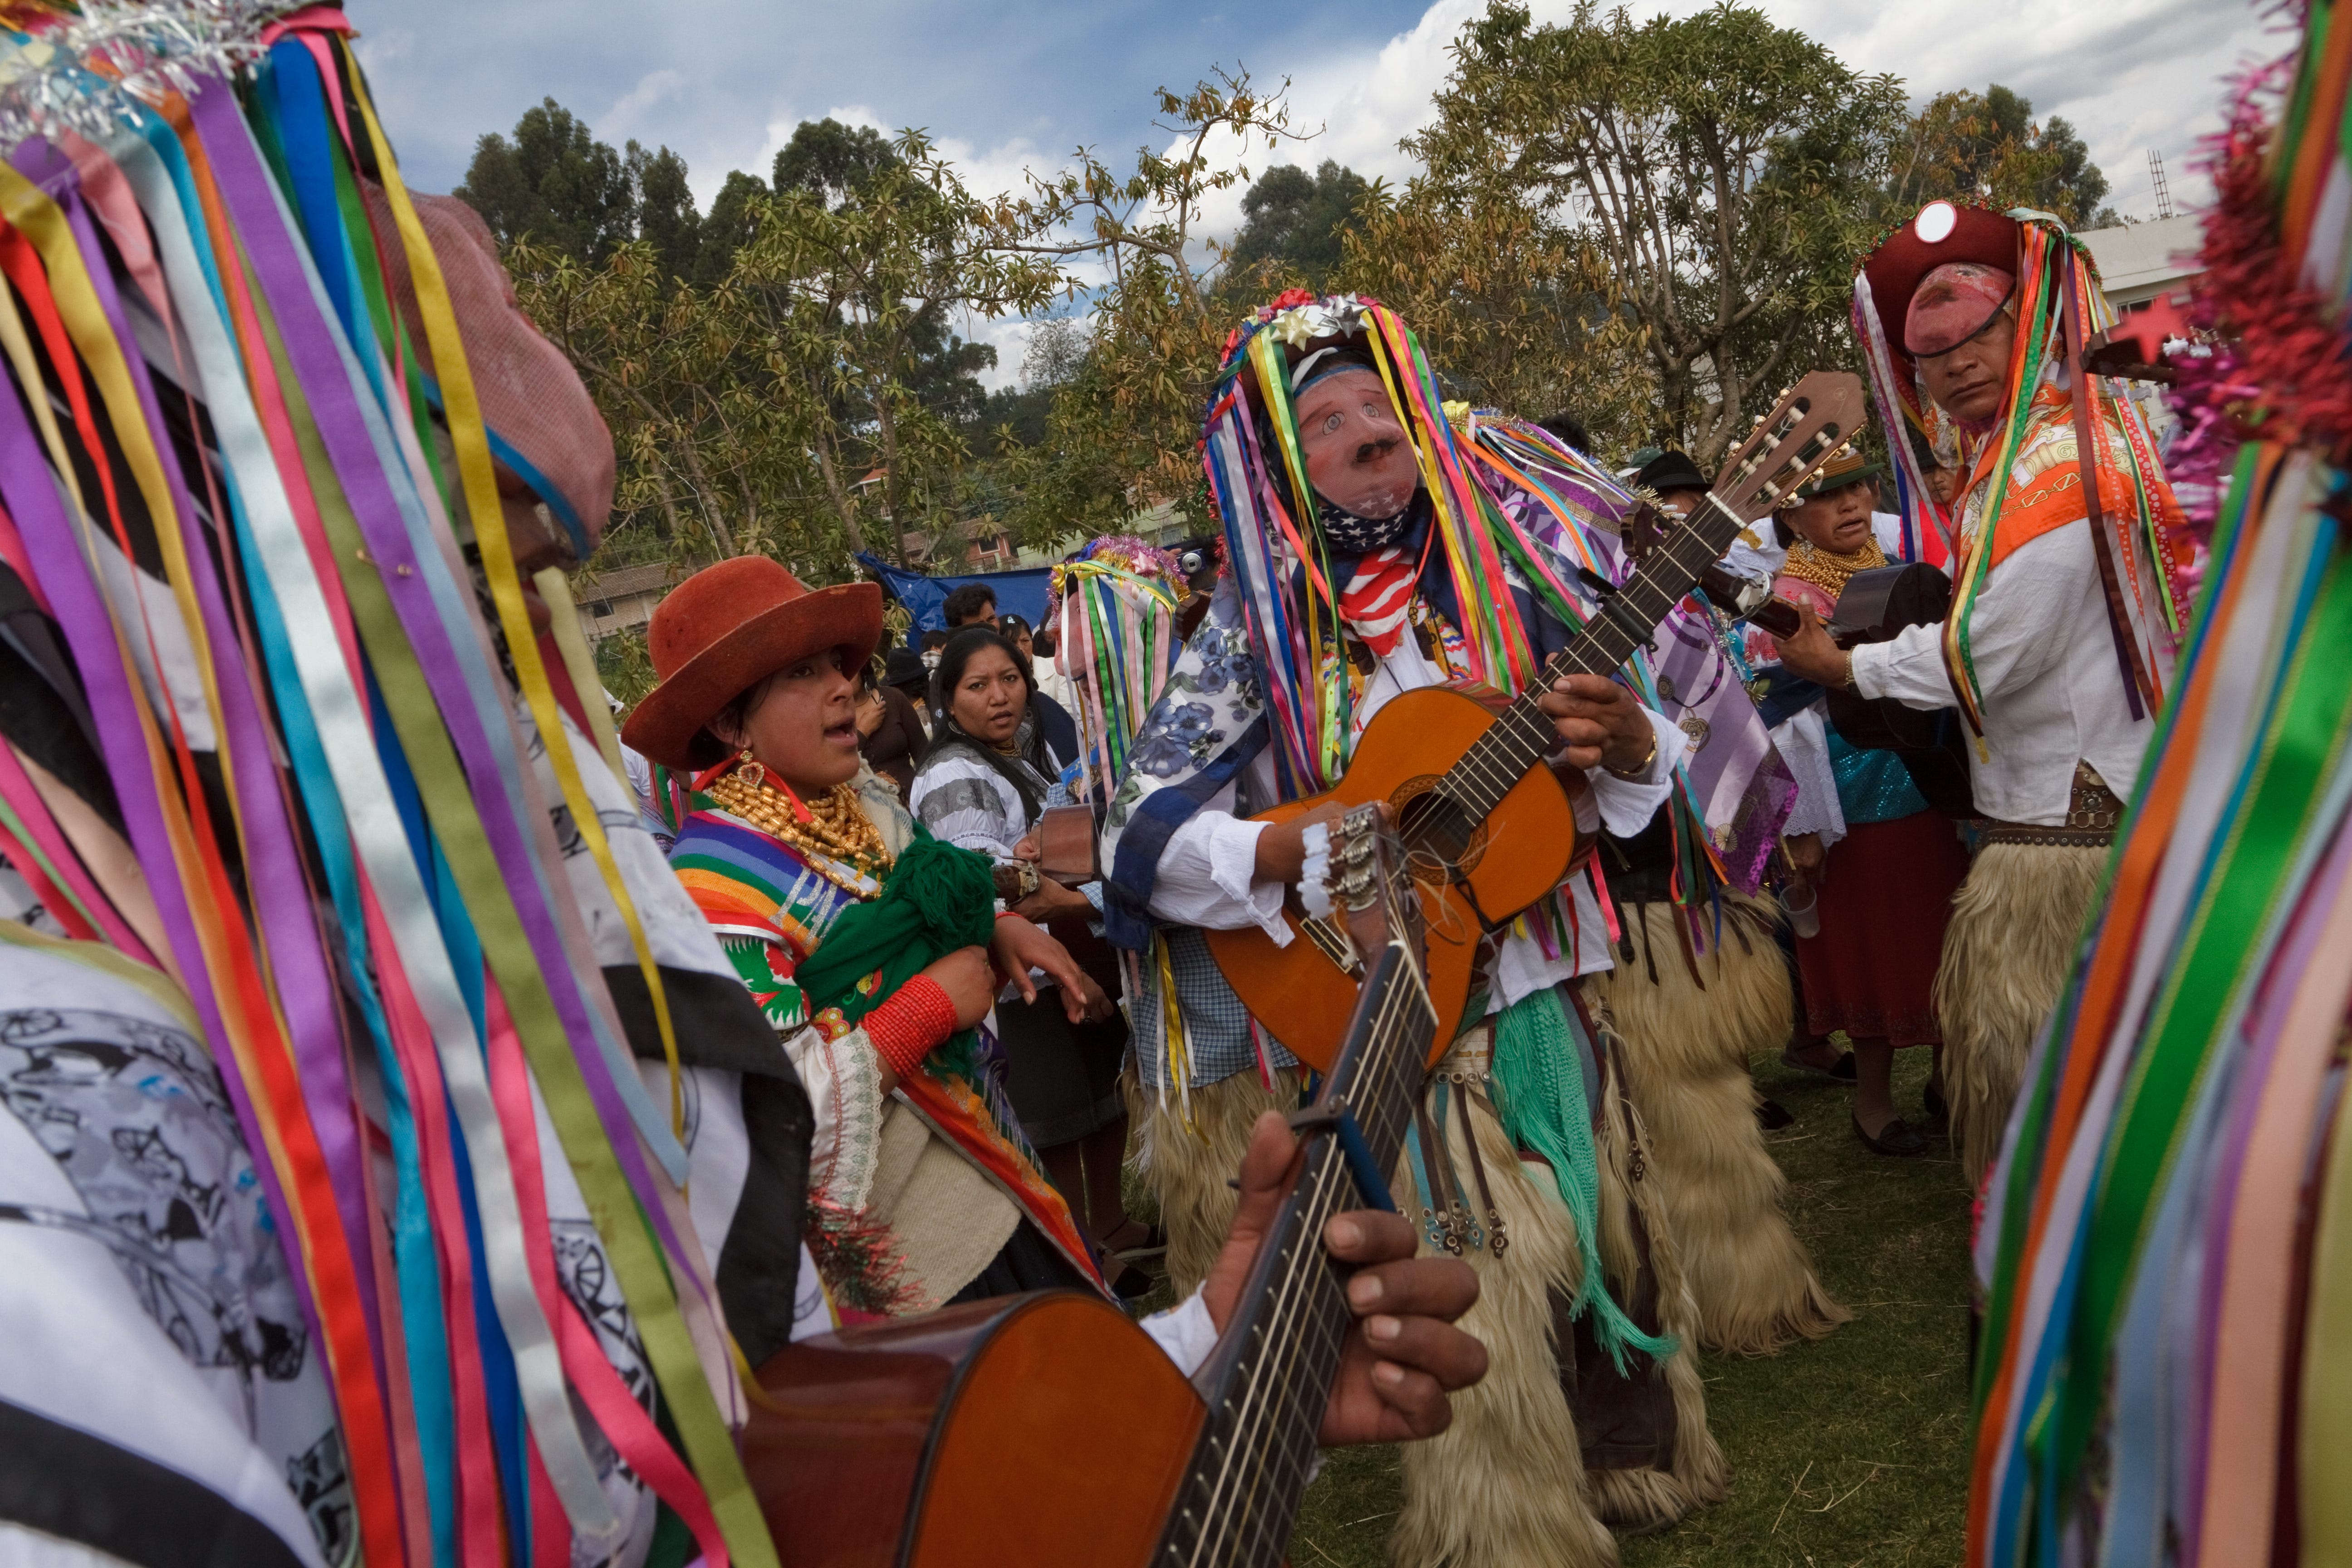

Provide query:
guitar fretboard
left=1153, top=942, right=1438, bottom=1568
left=1432, top=494, right=1749, bottom=828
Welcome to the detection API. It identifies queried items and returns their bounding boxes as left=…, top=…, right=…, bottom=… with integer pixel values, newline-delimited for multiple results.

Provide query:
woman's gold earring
left=736, top=748, right=765, bottom=789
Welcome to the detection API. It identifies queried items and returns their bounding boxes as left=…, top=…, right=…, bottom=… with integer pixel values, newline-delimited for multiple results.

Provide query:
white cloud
left=1128, top=0, right=2277, bottom=245
left=603, top=69, right=686, bottom=141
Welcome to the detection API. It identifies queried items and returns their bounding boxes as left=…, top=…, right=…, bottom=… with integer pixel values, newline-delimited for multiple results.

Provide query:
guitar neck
left=1155, top=943, right=1438, bottom=1568
left=1436, top=495, right=1745, bottom=823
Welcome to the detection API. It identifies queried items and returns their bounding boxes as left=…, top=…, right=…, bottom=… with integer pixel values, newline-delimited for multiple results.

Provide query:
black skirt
left=946, top=1217, right=1098, bottom=1303
left=993, top=991, right=1127, bottom=1147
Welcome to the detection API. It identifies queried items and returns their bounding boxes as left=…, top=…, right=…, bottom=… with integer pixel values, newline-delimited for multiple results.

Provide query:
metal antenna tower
left=2149, top=149, right=2176, bottom=220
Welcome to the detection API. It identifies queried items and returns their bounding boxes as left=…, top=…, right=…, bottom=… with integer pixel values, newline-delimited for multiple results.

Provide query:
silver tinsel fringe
left=0, top=1, right=276, bottom=153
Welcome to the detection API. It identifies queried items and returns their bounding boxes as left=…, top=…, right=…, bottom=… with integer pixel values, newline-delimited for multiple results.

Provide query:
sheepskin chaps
left=1391, top=1086, right=1621, bottom=1568
left=1392, top=1007, right=1726, bottom=1567
left=1934, top=843, right=2107, bottom=1184
left=1589, top=894, right=1847, bottom=1356
left=1123, top=1065, right=1302, bottom=1296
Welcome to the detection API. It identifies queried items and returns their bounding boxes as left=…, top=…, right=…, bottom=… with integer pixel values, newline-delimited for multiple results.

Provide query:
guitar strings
left=1185, top=966, right=1432, bottom=1565
left=1185, top=980, right=1414, bottom=1561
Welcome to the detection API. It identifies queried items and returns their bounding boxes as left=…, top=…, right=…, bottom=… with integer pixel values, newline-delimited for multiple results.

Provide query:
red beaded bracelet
left=863, top=975, right=959, bottom=1078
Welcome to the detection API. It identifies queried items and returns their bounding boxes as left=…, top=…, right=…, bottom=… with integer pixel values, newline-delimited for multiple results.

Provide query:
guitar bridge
left=1300, top=914, right=1364, bottom=978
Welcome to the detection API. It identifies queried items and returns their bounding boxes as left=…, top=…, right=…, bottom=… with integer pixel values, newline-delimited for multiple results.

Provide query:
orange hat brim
left=619, top=582, right=883, bottom=772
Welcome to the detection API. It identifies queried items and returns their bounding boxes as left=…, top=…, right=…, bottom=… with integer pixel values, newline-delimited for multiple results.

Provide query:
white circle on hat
left=1914, top=200, right=1958, bottom=244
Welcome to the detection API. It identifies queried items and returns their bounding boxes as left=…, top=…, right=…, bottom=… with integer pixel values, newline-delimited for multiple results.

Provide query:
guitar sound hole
left=1392, top=776, right=1485, bottom=882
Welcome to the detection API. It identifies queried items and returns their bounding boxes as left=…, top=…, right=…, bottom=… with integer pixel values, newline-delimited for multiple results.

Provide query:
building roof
left=2077, top=214, right=2205, bottom=307
left=573, top=562, right=680, bottom=599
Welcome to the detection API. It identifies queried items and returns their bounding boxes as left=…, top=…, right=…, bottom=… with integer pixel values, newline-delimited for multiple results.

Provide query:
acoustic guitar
left=744, top=806, right=1438, bottom=1566
left=1205, top=373, right=1867, bottom=1071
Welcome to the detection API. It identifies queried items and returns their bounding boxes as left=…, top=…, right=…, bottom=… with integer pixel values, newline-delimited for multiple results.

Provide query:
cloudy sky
left=353, top=0, right=2277, bottom=378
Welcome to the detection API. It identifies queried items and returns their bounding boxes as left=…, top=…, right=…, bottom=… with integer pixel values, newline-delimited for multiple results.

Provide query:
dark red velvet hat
left=1860, top=202, right=2024, bottom=370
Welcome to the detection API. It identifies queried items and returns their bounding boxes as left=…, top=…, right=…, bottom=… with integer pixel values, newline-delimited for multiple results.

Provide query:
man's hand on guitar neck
left=1203, top=1112, right=1489, bottom=1446
left=1773, top=606, right=1853, bottom=690
left=1538, top=673, right=1657, bottom=777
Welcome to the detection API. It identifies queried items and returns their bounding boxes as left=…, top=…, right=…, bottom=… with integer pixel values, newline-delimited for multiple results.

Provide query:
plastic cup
left=1783, top=881, right=1821, bottom=940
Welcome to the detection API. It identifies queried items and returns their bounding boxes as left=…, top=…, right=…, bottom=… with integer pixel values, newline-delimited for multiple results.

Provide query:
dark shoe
left=1110, top=1264, right=1156, bottom=1301
left=1923, top=1080, right=1950, bottom=1124
left=1756, top=1097, right=1796, bottom=1131
left=1853, top=1113, right=1926, bottom=1157
left=1781, top=1044, right=1857, bottom=1082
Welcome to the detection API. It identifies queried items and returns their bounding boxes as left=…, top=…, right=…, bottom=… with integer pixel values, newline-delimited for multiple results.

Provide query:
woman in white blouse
left=909, top=628, right=1151, bottom=1280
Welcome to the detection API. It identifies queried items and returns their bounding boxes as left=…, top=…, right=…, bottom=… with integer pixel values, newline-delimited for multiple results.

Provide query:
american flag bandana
left=1338, top=544, right=1419, bottom=657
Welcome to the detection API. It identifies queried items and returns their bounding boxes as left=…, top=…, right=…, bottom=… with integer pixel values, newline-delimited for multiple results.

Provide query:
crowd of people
left=0, top=12, right=2268, bottom=1568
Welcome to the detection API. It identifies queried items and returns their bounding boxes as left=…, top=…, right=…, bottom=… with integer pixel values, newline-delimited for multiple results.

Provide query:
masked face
left=1296, top=366, right=1419, bottom=521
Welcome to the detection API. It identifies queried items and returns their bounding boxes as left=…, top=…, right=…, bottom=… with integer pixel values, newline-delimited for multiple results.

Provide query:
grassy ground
left=1275, top=1044, right=1977, bottom=1568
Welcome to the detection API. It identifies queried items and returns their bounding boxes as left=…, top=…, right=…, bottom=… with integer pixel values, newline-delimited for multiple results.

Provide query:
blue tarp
left=855, top=553, right=1055, bottom=647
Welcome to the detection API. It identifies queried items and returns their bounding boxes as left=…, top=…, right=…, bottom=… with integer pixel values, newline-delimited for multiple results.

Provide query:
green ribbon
left=2040, top=512, right=2352, bottom=1529
left=1490, top=988, right=1677, bottom=1372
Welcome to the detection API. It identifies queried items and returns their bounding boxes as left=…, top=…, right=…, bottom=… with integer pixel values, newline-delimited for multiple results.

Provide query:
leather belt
left=1979, top=762, right=2124, bottom=848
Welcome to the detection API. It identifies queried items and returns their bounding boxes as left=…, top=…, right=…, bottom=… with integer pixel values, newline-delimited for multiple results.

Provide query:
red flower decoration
left=1270, top=287, right=1317, bottom=311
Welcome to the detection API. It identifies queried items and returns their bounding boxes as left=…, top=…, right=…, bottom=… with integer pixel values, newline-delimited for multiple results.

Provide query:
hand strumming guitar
left=1202, top=1112, right=1487, bottom=1446
left=1537, top=673, right=1656, bottom=776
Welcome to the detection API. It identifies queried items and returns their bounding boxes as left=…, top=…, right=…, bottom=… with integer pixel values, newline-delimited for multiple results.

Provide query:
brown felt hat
left=619, top=557, right=883, bottom=770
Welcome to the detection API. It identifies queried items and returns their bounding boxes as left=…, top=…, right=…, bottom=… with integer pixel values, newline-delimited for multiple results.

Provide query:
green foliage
left=773, top=118, right=901, bottom=207
left=1336, top=147, right=1658, bottom=459
left=455, top=98, right=639, bottom=261
left=1891, top=85, right=2117, bottom=229
left=1229, top=159, right=1371, bottom=290
left=981, top=67, right=1313, bottom=543
left=1415, top=2, right=1909, bottom=464
left=507, top=127, right=1062, bottom=585
left=693, top=169, right=769, bottom=287
left=628, top=142, right=701, bottom=283
left=593, top=627, right=657, bottom=709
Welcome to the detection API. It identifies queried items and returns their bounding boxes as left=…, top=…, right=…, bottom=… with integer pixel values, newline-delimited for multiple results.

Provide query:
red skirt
left=1795, top=812, right=1970, bottom=1046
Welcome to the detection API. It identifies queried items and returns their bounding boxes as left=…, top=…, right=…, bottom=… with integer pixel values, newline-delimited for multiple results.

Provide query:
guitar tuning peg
left=1300, top=822, right=1334, bottom=919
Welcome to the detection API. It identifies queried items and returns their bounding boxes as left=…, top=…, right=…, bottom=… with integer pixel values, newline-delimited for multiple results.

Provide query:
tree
left=982, top=66, right=1315, bottom=538
left=1228, top=159, right=1370, bottom=290
left=455, top=98, right=638, bottom=261
left=1413, top=2, right=1908, bottom=464
left=1890, top=85, right=2117, bottom=228
left=725, top=130, right=1066, bottom=562
left=693, top=170, right=770, bottom=288
left=1336, top=152, right=1657, bottom=456
left=980, top=317, right=1089, bottom=448
left=773, top=118, right=900, bottom=208
left=627, top=142, right=701, bottom=283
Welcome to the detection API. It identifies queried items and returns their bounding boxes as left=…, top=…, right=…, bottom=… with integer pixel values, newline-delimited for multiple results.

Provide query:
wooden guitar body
left=745, top=1291, right=1204, bottom=1567
left=1201, top=682, right=1576, bottom=1072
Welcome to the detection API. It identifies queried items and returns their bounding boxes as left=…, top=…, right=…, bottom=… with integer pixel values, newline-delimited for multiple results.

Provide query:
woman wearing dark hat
left=620, top=556, right=1111, bottom=1314
left=1763, top=447, right=1972, bottom=1156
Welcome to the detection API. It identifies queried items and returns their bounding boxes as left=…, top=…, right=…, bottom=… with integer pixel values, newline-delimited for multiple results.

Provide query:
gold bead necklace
left=706, top=753, right=893, bottom=895
left=1780, top=535, right=1887, bottom=603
